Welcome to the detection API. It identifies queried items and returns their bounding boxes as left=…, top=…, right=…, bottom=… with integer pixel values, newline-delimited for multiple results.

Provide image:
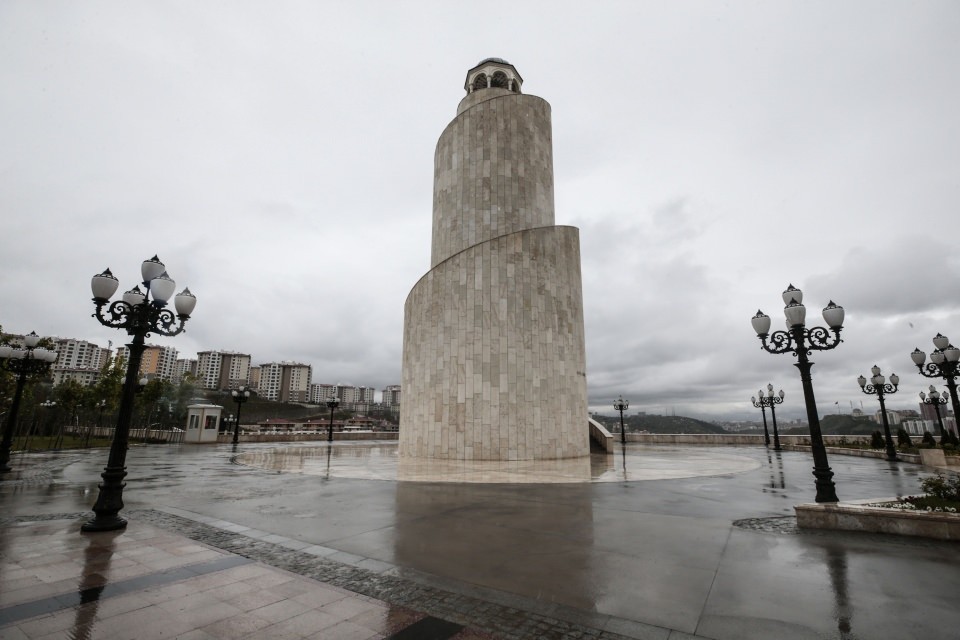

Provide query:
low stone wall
left=75, top=426, right=185, bottom=444
left=217, top=432, right=399, bottom=444
left=781, top=444, right=910, bottom=461
left=783, top=444, right=960, bottom=468
left=796, top=500, right=960, bottom=541
left=626, top=434, right=871, bottom=447
left=588, top=418, right=615, bottom=453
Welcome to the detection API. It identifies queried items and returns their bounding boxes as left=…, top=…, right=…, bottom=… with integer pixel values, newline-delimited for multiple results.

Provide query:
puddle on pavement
left=234, top=442, right=760, bottom=483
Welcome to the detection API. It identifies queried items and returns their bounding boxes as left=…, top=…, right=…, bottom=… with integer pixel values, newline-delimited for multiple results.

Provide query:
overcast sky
left=2, top=1, right=958, bottom=420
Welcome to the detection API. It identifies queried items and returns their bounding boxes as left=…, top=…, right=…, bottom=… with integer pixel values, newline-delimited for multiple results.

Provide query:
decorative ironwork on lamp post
left=326, top=396, right=340, bottom=442
left=613, top=395, right=629, bottom=446
left=231, top=386, right=250, bottom=445
left=919, top=386, right=950, bottom=445
left=911, top=334, right=960, bottom=436
left=0, top=333, right=58, bottom=472
left=857, top=366, right=899, bottom=460
left=752, top=284, right=844, bottom=503
left=82, top=256, right=196, bottom=532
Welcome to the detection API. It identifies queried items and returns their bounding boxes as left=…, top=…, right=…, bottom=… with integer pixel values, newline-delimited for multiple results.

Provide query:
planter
left=919, top=448, right=946, bottom=467
left=795, top=499, right=960, bottom=541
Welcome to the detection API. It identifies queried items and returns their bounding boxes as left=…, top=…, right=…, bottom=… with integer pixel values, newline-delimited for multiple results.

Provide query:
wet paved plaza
left=2, top=441, right=959, bottom=639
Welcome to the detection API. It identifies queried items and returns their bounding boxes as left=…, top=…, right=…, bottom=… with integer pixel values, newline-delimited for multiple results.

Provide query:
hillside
left=780, top=414, right=878, bottom=436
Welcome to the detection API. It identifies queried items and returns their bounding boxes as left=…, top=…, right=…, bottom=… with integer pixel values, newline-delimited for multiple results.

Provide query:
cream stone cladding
left=430, top=93, right=554, bottom=268
left=402, top=61, right=589, bottom=461
left=400, top=225, right=588, bottom=460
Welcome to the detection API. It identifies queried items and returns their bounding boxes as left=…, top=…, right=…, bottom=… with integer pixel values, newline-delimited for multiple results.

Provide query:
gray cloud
left=2, top=1, right=958, bottom=423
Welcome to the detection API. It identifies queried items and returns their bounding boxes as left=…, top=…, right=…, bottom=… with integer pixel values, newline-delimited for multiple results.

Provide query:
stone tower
left=400, top=59, right=588, bottom=461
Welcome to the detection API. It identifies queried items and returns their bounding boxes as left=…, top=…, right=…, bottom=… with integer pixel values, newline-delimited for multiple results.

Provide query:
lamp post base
left=81, top=514, right=128, bottom=532
left=84, top=466, right=128, bottom=532
left=813, top=467, right=839, bottom=503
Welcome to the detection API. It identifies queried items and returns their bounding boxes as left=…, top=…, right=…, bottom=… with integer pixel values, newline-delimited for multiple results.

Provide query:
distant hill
left=595, top=414, right=728, bottom=434
left=780, top=414, right=878, bottom=436
left=200, top=392, right=324, bottom=423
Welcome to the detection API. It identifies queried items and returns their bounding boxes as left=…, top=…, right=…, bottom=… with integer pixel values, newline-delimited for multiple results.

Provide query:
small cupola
left=464, top=58, right=523, bottom=94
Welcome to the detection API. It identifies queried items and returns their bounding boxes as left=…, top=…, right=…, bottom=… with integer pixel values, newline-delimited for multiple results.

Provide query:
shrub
left=897, top=428, right=913, bottom=448
left=870, top=431, right=885, bottom=449
left=919, top=473, right=960, bottom=502
left=922, top=431, right=938, bottom=447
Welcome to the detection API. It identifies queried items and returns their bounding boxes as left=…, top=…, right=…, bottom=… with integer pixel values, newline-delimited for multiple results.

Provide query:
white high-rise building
left=382, top=385, right=402, bottom=407
left=197, top=351, right=251, bottom=390
left=51, top=338, right=112, bottom=387
left=173, top=358, right=198, bottom=384
left=309, top=383, right=375, bottom=408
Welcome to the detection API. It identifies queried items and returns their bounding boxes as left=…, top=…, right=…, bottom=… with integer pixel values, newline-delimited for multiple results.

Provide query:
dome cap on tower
left=464, top=58, right=523, bottom=94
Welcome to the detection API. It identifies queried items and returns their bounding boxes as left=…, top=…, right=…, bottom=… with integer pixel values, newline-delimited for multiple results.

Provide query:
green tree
left=896, top=428, right=913, bottom=448
left=52, top=379, right=87, bottom=434
left=165, top=374, right=199, bottom=427
left=137, top=378, right=170, bottom=427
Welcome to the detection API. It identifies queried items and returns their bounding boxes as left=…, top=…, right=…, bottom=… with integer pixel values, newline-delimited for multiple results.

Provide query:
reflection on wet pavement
left=825, top=544, right=853, bottom=639
left=71, top=529, right=120, bottom=640
left=3, top=442, right=956, bottom=639
left=235, top=442, right=761, bottom=483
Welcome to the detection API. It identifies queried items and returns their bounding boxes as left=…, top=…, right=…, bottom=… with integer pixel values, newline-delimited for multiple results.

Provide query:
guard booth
left=184, top=404, right=223, bottom=443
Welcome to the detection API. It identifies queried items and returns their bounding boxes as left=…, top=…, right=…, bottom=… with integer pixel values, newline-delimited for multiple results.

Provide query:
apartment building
left=306, top=383, right=378, bottom=413
left=115, top=344, right=179, bottom=382
left=920, top=402, right=955, bottom=423
left=309, top=383, right=375, bottom=405
left=381, top=385, right=401, bottom=407
left=197, top=351, right=251, bottom=390
left=54, top=339, right=110, bottom=370
left=310, top=383, right=337, bottom=404
left=357, top=386, right=375, bottom=404
left=51, top=338, right=112, bottom=387
left=259, top=362, right=311, bottom=402
left=902, top=416, right=958, bottom=437
left=51, top=338, right=110, bottom=384
left=173, top=358, right=198, bottom=384
left=51, top=368, right=103, bottom=387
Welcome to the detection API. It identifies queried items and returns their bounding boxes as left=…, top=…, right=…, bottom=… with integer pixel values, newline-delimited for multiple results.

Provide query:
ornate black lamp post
left=613, top=395, right=629, bottom=446
left=82, top=256, right=196, bottom=532
left=751, top=391, right=771, bottom=447
left=31, top=400, right=57, bottom=452
left=89, top=399, right=107, bottom=448
left=911, top=334, right=960, bottom=434
left=759, top=384, right=784, bottom=451
left=857, top=366, right=899, bottom=460
left=919, top=386, right=950, bottom=444
left=326, top=396, right=340, bottom=442
left=0, top=333, right=58, bottom=473
left=752, top=284, right=844, bottom=503
left=230, top=386, right=250, bottom=445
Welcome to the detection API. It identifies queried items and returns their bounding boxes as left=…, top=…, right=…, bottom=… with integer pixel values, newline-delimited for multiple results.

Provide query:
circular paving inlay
left=234, top=442, right=761, bottom=484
